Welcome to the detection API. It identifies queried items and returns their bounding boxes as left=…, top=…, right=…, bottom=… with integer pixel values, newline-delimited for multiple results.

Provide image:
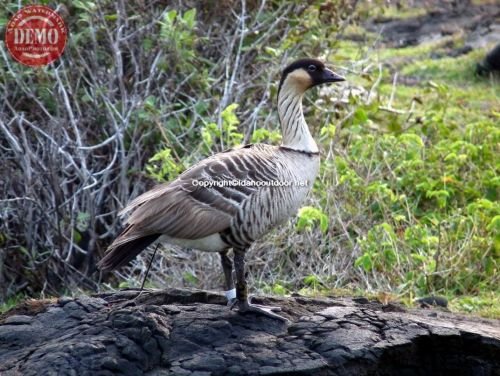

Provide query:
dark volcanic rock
left=0, top=289, right=499, bottom=375
left=365, top=2, right=499, bottom=50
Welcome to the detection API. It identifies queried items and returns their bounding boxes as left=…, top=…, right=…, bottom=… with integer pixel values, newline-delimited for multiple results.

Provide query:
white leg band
left=225, top=288, right=236, bottom=300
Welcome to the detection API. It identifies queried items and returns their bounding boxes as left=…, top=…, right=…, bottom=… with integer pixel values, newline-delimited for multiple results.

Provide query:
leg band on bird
left=225, top=288, right=236, bottom=300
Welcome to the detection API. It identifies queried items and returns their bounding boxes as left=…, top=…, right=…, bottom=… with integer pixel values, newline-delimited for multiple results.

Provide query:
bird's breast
left=225, top=153, right=320, bottom=247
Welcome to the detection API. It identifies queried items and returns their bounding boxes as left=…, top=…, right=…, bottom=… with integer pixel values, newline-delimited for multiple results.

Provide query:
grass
left=260, top=282, right=500, bottom=319
left=376, top=35, right=464, bottom=61
left=260, top=277, right=500, bottom=318
left=358, top=2, right=428, bottom=21
left=0, top=295, right=25, bottom=315
left=332, top=40, right=369, bottom=63
left=450, top=292, right=500, bottom=319
left=402, top=50, right=487, bottom=82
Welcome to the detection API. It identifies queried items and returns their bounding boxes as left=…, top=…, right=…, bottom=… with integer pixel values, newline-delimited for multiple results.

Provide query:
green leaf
left=353, top=108, right=368, bottom=125
left=320, top=124, right=336, bottom=139
left=74, top=230, right=82, bottom=244
left=221, top=103, right=240, bottom=128
left=166, top=9, right=177, bottom=24
left=182, top=8, right=197, bottom=29
left=272, top=283, right=287, bottom=295
left=399, top=133, right=424, bottom=148
left=142, top=38, right=153, bottom=51
left=76, top=212, right=90, bottom=232
left=297, top=206, right=329, bottom=234
left=104, top=14, right=118, bottom=21
left=145, top=148, right=183, bottom=182
left=264, top=47, right=279, bottom=56
left=183, top=272, right=198, bottom=285
left=73, top=0, right=96, bottom=11
left=251, top=129, right=270, bottom=143
left=355, top=253, right=373, bottom=271
left=426, top=190, right=450, bottom=208
left=487, top=215, right=500, bottom=235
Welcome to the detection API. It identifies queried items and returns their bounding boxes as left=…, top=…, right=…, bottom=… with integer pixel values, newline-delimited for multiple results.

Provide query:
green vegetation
left=0, top=0, right=498, bottom=318
left=0, top=294, right=25, bottom=315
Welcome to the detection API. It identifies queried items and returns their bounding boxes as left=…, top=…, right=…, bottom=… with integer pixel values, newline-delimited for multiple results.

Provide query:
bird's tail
left=97, top=233, right=160, bottom=271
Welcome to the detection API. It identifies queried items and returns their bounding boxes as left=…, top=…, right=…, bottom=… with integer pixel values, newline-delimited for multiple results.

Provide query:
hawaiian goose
left=98, top=58, right=345, bottom=320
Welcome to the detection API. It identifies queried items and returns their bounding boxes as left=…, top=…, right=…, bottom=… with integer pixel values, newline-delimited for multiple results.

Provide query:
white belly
left=159, top=233, right=227, bottom=252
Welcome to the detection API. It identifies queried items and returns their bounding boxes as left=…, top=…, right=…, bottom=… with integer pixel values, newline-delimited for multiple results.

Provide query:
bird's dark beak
left=320, top=68, right=345, bottom=84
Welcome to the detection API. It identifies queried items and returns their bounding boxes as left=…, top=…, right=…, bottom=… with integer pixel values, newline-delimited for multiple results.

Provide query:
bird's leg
left=219, top=250, right=236, bottom=306
left=232, top=248, right=288, bottom=322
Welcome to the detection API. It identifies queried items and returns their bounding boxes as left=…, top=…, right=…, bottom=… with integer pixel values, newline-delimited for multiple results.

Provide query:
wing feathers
left=97, top=233, right=160, bottom=270
left=102, top=144, right=284, bottom=270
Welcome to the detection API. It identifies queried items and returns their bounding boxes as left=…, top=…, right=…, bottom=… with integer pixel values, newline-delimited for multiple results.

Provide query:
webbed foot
left=231, top=297, right=289, bottom=322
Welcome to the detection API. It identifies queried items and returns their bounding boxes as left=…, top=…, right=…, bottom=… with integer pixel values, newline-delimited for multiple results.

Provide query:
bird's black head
left=278, top=58, right=345, bottom=96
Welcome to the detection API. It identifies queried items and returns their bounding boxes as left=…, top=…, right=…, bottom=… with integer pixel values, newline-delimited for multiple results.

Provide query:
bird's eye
left=307, top=64, right=317, bottom=72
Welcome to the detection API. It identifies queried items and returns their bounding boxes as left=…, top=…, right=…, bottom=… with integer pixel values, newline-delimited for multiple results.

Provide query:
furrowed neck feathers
left=277, top=76, right=319, bottom=154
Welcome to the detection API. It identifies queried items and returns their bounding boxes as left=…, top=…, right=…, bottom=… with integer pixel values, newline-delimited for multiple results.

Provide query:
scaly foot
left=229, top=297, right=289, bottom=322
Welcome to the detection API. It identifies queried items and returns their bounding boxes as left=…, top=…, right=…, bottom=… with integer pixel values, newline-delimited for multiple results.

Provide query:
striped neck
left=277, top=81, right=319, bottom=153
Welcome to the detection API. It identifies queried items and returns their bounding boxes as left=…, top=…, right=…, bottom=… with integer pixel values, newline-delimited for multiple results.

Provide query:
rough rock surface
left=364, top=1, right=499, bottom=50
left=0, top=289, right=499, bottom=375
